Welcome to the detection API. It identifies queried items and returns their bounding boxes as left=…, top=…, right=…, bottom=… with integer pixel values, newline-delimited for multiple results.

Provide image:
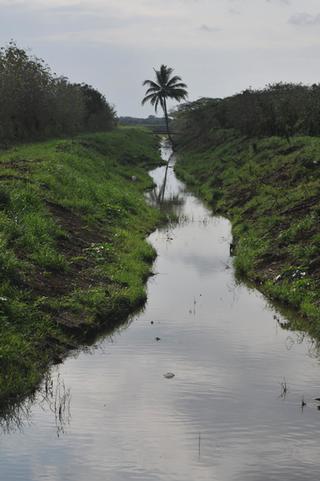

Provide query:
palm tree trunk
left=162, top=97, right=174, bottom=148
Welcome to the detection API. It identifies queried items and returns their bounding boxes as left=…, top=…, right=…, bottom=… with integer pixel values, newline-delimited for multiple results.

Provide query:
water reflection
left=0, top=372, right=71, bottom=437
left=271, top=305, right=320, bottom=359
left=148, top=147, right=187, bottom=227
left=40, top=373, right=71, bottom=437
left=0, top=399, right=33, bottom=435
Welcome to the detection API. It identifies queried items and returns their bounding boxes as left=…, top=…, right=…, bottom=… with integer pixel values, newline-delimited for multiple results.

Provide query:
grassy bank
left=0, top=127, right=162, bottom=406
left=175, top=131, right=320, bottom=333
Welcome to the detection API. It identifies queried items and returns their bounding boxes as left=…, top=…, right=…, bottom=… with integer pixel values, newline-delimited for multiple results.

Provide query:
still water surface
left=1, top=145, right=320, bottom=480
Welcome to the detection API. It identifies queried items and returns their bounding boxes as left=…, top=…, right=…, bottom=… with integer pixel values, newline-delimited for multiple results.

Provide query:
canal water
left=1, top=145, right=320, bottom=481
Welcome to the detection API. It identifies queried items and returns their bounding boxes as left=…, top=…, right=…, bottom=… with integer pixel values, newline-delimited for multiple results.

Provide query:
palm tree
left=142, top=65, right=188, bottom=146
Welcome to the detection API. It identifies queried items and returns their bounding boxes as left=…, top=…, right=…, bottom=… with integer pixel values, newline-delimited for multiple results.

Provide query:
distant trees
left=172, top=83, right=320, bottom=148
left=0, top=41, right=116, bottom=144
left=142, top=65, right=188, bottom=145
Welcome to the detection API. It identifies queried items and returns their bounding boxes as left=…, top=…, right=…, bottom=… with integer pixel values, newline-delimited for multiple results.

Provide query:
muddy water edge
left=1, top=143, right=320, bottom=481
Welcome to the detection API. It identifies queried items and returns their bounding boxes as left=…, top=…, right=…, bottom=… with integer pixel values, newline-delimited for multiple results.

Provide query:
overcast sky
left=1, top=0, right=320, bottom=116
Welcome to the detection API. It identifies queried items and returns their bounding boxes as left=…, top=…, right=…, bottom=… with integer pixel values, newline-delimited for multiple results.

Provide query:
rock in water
left=163, top=372, right=175, bottom=379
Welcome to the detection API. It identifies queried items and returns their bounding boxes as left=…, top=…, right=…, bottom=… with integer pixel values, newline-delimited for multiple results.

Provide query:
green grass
left=175, top=132, right=320, bottom=334
left=0, top=127, right=162, bottom=406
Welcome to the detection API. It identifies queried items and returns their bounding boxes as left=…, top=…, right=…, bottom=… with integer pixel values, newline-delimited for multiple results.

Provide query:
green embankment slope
left=175, top=133, right=320, bottom=332
left=0, top=127, right=161, bottom=405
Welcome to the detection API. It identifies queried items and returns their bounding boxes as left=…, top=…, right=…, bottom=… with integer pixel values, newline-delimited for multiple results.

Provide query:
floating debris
left=155, top=337, right=161, bottom=341
left=163, top=372, right=175, bottom=379
left=280, top=377, right=288, bottom=399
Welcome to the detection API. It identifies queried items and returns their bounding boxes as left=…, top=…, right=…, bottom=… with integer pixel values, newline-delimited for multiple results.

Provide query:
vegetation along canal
left=2, top=143, right=320, bottom=481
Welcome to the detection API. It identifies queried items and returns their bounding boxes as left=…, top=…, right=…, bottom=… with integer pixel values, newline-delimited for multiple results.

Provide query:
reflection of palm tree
left=142, top=65, right=188, bottom=146
left=158, top=159, right=170, bottom=203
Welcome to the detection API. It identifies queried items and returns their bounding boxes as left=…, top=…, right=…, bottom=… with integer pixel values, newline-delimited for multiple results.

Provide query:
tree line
left=172, top=82, right=320, bottom=148
left=0, top=42, right=116, bottom=145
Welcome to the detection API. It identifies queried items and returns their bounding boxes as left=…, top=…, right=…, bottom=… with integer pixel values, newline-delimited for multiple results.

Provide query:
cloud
left=289, top=12, right=320, bottom=26
left=199, top=24, right=221, bottom=33
left=228, top=8, right=241, bottom=15
left=266, top=0, right=291, bottom=4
